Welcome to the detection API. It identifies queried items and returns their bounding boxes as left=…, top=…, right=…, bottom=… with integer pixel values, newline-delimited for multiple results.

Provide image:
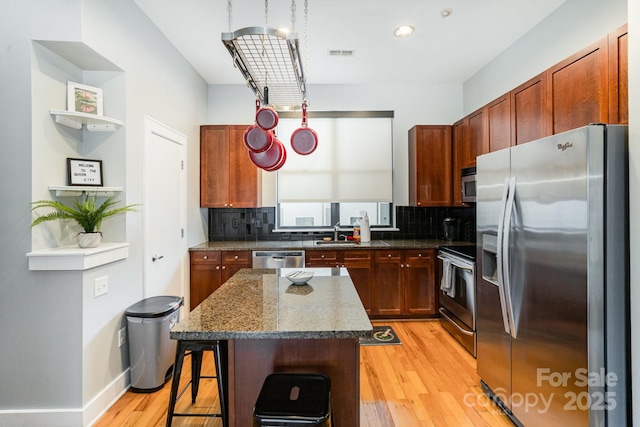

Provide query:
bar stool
left=252, top=373, right=332, bottom=427
left=166, top=340, right=227, bottom=427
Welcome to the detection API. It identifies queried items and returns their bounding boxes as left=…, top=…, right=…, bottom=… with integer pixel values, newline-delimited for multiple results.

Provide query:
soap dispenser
left=360, top=211, right=371, bottom=243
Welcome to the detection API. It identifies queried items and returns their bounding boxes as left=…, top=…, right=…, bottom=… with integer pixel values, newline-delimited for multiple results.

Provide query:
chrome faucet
left=333, top=221, right=340, bottom=241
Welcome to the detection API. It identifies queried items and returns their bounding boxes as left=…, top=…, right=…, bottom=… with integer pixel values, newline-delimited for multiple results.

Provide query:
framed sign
left=67, top=81, right=103, bottom=116
left=67, top=158, right=103, bottom=186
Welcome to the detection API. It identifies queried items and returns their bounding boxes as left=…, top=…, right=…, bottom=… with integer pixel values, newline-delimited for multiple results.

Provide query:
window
left=275, top=111, right=394, bottom=229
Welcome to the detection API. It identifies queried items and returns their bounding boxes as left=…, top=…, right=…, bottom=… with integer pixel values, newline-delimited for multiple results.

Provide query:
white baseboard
left=84, top=368, right=130, bottom=426
left=0, top=369, right=130, bottom=427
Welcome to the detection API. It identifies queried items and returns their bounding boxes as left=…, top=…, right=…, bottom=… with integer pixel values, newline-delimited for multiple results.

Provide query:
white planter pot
left=78, top=232, right=102, bottom=248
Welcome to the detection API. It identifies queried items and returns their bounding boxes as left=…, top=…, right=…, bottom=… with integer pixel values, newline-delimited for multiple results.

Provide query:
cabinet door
left=343, top=250, right=373, bottom=315
left=189, top=251, right=222, bottom=310
left=547, top=37, right=609, bottom=134
left=408, top=125, right=452, bottom=207
left=608, top=24, right=628, bottom=125
left=511, top=72, right=550, bottom=145
left=451, top=119, right=469, bottom=207
left=487, top=94, right=511, bottom=152
left=221, top=250, right=251, bottom=283
left=467, top=108, right=488, bottom=161
left=305, top=250, right=341, bottom=267
left=228, top=125, right=262, bottom=207
left=200, top=126, right=230, bottom=207
left=374, top=250, right=404, bottom=317
left=403, top=249, right=436, bottom=316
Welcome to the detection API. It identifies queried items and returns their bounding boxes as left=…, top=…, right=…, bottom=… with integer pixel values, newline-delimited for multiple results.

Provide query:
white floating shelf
left=48, top=186, right=123, bottom=196
left=27, top=242, right=130, bottom=271
left=50, top=109, right=124, bottom=131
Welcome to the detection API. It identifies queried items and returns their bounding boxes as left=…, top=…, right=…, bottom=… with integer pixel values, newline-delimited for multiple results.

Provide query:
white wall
left=1, top=0, right=208, bottom=425
left=627, top=0, right=639, bottom=423
left=208, top=83, right=463, bottom=206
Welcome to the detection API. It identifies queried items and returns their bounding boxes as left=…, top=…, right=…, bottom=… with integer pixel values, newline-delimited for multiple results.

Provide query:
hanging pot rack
left=221, top=26, right=307, bottom=110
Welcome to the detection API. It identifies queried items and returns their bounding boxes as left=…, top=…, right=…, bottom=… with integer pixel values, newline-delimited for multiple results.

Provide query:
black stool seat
left=253, top=373, right=332, bottom=427
left=166, top=340, right=227, bottom=427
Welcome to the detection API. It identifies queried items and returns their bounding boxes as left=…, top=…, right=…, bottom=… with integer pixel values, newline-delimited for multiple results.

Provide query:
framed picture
left=67, top=158, right=103, bottom=186
left=67, top=81, right=103, bottom=116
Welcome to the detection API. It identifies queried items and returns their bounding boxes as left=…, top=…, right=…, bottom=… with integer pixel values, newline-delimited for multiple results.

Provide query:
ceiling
left=133, top=0, right=567, bottom=87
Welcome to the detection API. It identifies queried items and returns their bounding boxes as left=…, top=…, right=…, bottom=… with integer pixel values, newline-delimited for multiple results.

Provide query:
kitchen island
left=170, top=267, right=372, bottom=426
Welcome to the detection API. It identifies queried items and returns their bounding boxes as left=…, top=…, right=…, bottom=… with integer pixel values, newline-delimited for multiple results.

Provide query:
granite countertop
left=170, top=267, right=373, bottom=341
left=190, top=239, right=473, bottom=251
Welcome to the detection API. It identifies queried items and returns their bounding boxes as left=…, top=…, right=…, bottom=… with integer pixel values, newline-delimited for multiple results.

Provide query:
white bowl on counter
left=285, top=270, right=314, bottom=285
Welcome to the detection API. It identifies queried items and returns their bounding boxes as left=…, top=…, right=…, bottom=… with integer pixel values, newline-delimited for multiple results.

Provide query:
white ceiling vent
left=328, top=50, right=355, bottom=57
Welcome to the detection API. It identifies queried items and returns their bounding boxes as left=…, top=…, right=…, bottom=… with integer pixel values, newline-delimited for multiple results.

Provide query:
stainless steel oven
left=438, top=245, right=476, bottom=356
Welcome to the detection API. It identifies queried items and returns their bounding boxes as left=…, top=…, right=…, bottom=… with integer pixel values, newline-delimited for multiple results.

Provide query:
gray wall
left=0, top=0, right=208, bottom=425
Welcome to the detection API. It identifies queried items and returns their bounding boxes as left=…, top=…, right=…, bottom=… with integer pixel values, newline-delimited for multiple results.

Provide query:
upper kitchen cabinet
left=510, top=72, right=550, bottom=145
left=608, top=23, right=628, bottom=125
left=487, top=93, right=511, bottom=152
left=409, top=125, right=452, bottom=207
left=200, top=125, right=262, bottom=208
left=546, top=38, right=609, bottom=134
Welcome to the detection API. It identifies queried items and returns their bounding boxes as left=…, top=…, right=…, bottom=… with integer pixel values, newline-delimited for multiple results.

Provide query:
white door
left=143, top=116, right=187, bottom=300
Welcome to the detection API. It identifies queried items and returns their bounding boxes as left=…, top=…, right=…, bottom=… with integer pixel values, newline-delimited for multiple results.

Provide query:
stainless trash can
left=125, top=296, right=183, bottom=392
left=253, top=373, right=332, bottom=426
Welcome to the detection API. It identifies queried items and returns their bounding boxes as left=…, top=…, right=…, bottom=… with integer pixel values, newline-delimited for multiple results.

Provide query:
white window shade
left=276, top=116, right=393, bottom=202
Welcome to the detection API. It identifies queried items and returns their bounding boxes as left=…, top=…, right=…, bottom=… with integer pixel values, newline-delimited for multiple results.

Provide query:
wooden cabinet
left=487, top=94, right=511, bottom=152
left=200, top=125, right=262, bottom=208
left=373, top=249, right=437, bottom=318
left=546, top=38, right=609, bottom=134
left=510, top=72, right=550, bottom=145
left=408, top=125, right=452, bottom=207
left=305, top=250, right=374, bottom=314
left=403, top=249, right=437, bottom=316
left=451, top=119, right=466, bottom=206
left=608, top=23, right=628, bottom=125
left=189, top=250, right=251, bottom=310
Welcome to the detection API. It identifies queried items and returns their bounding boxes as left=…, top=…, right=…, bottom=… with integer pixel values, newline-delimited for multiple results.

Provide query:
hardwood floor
left=94, top=321, right=514, bottom=426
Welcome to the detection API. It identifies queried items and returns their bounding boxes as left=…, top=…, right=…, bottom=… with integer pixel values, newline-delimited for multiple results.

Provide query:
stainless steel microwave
left=461, top=166, right=476, bottom=203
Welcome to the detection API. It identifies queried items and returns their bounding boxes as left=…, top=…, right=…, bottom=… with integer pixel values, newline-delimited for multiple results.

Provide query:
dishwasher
left=252, top=251, right=305, bottom=268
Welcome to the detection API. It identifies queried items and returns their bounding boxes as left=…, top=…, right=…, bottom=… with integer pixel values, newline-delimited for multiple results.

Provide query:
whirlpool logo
left=557, top=142, right=573, bottom=151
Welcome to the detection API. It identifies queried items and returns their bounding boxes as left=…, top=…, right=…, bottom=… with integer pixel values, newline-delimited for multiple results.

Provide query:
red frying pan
left=249, top=137, right=286, bottom=170
left=244, top=100, right=273, bottom=152
left=255, top=87, right=279, bottom=130
left=290, top=102, right=318, bottom=155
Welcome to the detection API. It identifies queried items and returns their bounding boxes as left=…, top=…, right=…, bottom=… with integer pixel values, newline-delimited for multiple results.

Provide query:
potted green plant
left=31, top=194, right=139, bottom=248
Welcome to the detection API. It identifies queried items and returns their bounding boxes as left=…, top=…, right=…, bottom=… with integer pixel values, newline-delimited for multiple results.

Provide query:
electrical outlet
left=94, top=276, right=108, bottom=298
left=118, top=327, right=127, bottom=347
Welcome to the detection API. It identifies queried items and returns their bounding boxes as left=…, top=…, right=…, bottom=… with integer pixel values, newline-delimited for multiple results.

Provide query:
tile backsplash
left=208, top=205, right=475, bottom=243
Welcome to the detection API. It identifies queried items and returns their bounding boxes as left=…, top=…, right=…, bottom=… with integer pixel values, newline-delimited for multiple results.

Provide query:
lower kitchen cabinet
left=373, top=249, right=437, bottom=318
left=189, top=250, right=251, bottom=310
left=305, top=249, right=374, bottom=315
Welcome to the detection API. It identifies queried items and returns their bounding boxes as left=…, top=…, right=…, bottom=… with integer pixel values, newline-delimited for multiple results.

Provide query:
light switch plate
left=94, top=276, right=108, bottom=297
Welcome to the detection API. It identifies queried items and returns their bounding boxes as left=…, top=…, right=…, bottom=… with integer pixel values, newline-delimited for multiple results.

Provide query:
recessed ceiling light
left=441, top=8, right=453, bottom=18
left=394, top=25, right=414, bottom=37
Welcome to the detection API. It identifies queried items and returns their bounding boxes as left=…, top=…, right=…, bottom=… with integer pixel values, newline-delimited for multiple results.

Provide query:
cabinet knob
left=216, top=266, right=220, bottom=270
left=229, top=203, right=233, bottom=207
left=406, top=263, right=409, bottom=267
left=417, top=202, right=421, bottom=206
left=222, top=265, right=226, bottom=269
left=203, top=255, right=208, bottom=260
left=234, top=255, right=239, bottom=259
left=321, top=254, right=325, bottom=259
left=388, top=254, right=392, bottom=258
left=418, top=253, right=422, bottom=257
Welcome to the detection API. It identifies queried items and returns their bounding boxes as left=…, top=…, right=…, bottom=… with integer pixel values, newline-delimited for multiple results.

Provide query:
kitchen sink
left=315, top=240, right=358, bottom=246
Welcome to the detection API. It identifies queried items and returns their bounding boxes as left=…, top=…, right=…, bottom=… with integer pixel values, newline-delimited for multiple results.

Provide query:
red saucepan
left=255, top=87, right=279, bottom=130
left=244, top=99, right=274, bottom=153
left=290, top=102, right=318, bottom=155
left=249, top=136, right=286, bottom=170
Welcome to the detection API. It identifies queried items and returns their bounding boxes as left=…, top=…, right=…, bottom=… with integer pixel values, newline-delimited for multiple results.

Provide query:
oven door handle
left=437, top=255, right=474, bottom=271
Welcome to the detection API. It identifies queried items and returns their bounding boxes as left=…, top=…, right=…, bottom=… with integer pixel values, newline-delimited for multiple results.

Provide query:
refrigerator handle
left=502, top=176, right=517, bottom=339
left=496, top=177, right=511, bottom=335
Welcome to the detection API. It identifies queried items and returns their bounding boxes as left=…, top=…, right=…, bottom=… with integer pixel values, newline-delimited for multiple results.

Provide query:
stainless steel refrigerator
left=476, top=124, right=629, bottom=426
